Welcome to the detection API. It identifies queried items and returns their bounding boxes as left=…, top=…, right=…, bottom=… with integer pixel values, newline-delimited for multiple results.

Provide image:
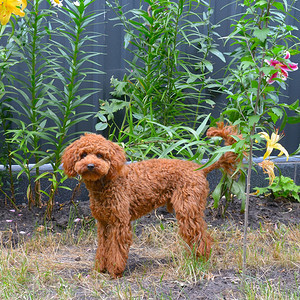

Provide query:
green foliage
left=0, top=102, right=16, bottom=205
left=4, top=0, right=55, bottom=207
left=0, top=16, right=24, bottom=204
left=98, top=100, right=214, bottom=161
left=215, top=0, right=300, bottom=212
left=222, top=0, right=300, bottom=133
left=254, top=176, right=300, bottom=202
left=0, top=0, right=298, bottom=218
left=98, top=0, right=222, bottom=160
left=212, top=171, right=246, bottom=212
left=0, top=0, right=103, bottom=214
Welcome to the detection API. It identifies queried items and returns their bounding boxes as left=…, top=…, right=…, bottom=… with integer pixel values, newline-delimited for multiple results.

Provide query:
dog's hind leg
left=171, top=184, right=213, bottom=259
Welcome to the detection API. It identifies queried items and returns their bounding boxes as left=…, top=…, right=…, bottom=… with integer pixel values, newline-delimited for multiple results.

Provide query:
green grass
left=243, top=274, right=299, bottom=300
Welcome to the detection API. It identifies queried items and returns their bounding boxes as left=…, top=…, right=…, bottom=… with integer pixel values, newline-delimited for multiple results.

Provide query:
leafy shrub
left=97, top=0, right=223, bottom=160
left=254, top=176, right=300, bottom=202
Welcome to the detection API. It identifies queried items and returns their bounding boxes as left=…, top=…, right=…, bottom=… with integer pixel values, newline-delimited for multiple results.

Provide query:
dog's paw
left=111, top=272, right=123, bottom=279
left=94, top=261, right=106, bottom=273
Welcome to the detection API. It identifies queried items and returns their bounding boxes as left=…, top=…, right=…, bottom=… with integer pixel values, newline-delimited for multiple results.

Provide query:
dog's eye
left=96, top=153, right=102, bottom=159
left=80, top=152, right=87, bottom=159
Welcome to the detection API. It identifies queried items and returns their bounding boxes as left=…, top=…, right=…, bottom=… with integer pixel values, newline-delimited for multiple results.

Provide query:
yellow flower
left=0, top=0, right=27, bottom=26
left=258, top=160, right=275, bottom=185
left=259, top=129, right=289, bottom=161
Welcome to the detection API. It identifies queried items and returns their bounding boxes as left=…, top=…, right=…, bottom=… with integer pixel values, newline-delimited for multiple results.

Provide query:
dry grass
left=0, top=220, right=299, bottom=299
left=211, top=223, right=300, bottom=271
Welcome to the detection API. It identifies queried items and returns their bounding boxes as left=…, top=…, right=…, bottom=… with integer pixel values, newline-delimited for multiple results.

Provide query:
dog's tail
left=202, top=122, right=242, bottom=175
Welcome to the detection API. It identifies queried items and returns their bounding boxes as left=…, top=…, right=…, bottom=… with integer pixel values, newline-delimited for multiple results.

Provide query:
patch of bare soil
left=0, top=194, right=299, bottom=299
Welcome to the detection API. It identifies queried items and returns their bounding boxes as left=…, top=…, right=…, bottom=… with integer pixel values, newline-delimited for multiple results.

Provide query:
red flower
left=265, top=51, right=298, bottom=84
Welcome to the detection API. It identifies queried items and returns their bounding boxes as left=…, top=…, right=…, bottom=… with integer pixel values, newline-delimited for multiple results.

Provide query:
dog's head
left=61, top=133, right=127, bottom=181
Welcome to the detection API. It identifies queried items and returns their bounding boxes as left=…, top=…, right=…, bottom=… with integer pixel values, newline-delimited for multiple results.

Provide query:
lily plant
left=221, top=0, right=299, bottom=280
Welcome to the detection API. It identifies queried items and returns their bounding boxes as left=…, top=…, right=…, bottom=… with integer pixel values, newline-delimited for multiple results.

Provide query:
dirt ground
left=1, top=194, right=299, bottom=242
left=0, top=193, right=299, bottom=299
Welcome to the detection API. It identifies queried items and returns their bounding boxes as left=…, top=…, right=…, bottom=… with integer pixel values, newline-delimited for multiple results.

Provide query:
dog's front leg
left=105, top=222, right=132, bottom=278
left=94, top=221, right=107, bottom=273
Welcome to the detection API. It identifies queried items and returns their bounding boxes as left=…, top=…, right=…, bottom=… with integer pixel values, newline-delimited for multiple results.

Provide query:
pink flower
left=265, top=51, right=298, bottom=84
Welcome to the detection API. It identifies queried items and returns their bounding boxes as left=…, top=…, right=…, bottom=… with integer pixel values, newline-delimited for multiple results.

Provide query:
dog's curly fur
left=62, top=123, right=240, bottom=278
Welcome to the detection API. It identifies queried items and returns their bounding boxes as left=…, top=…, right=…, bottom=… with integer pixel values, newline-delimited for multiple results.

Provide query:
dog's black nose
left=87, top=164, right=95, bottom=170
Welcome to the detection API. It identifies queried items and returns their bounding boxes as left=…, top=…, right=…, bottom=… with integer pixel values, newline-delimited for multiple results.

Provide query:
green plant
left=254, top=175, right=300, bottom=202
left=0, top=5, right=28, bottom=207
left=218, top=0, right=300, bottom=278
left=38, top=0, right=103, bottom=217
left=100, top=0, right=248, bottom=213
left=222, top=1, right=300, bottom=129
left=5, top=0, right=60, bottom=208
left=98, top=0, right=223, bottom=159
left=1, top=0, right=103, bottom=216
left=212, top=171, right=246, bottom=212
left=0, top=103, right=17, bottom=208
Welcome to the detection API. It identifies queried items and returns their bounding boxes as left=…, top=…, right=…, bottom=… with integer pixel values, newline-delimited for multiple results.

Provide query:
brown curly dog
left=61, top=123, right=240, bottom=278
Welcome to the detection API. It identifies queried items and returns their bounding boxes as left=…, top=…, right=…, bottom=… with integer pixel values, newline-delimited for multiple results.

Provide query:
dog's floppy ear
left=61, top=140, right=80, bottom=177
left=106, top=140, right=127, bottom=180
